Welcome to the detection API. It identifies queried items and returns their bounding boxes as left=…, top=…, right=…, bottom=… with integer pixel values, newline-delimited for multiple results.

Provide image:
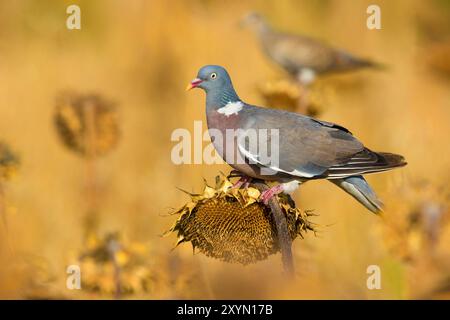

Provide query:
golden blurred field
left=0, top=0, right=449, bottom=299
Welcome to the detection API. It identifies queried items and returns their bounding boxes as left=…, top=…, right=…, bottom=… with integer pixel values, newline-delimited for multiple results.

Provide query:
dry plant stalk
left=251, top=180, right=295, bottom=276
left=76, top=232, right=152, bottom=298
left=54, top=92, right=120, bottom=238
left=0, top=141, right=20, bottom=254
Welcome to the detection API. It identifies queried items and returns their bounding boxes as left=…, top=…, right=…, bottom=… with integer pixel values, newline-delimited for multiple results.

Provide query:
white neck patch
left=297, top=68, right=316, bottom=85
left=217, top=101, right=244, bottom=116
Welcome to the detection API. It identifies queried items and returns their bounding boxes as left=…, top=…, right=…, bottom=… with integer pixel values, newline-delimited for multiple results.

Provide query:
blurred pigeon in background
left=187, top=65, right=406, bottom=214
left=241, top=12, right=379, bottom=86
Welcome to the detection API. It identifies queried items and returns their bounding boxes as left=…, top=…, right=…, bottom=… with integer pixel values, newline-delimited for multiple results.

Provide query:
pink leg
left=232, top=176, right=252, bottom=189
left=260, top=184, right=284, bottom=205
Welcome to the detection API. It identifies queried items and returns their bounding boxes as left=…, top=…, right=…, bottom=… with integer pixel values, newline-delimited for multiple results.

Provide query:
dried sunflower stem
left=0, top=182, right=15, bottom=256
left=83, top=101, right=100, bottom=239
left=107, top=240, right=122, bottom=300
left=252, top=181, right=294, bottom=277
left=0, top=182, right=6, bottom=230
left=296, top=83, right=309, bottom=115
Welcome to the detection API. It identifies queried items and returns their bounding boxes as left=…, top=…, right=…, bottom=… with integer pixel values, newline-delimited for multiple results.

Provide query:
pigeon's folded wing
left=237, top=106, right=364, bottom=178
left=268, top=32, right=337, bottom=72
left=268, top=32, right=374, bottom=73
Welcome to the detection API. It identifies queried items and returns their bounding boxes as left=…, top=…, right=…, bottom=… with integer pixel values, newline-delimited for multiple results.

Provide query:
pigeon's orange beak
left=186, top=78, right=203, bottom=91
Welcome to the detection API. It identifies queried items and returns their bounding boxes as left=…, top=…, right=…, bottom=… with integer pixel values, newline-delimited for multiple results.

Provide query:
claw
left=232, top=176, right=252, bottom=189
left=260, top=185, right=284, bottom=205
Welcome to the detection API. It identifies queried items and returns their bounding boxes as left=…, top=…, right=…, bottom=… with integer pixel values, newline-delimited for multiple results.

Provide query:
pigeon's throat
left=206, top=88, right=240, bottom=110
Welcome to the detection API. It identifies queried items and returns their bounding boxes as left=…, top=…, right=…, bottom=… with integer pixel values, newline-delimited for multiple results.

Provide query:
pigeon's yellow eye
left=210, top=73, right=217, bottom=80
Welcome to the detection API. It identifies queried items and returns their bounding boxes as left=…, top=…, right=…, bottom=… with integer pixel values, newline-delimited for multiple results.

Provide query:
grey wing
left=237, top=106, right=364, bottom=179
left=268, top=32, right=338, bottom=73
left=267, top=32, right=373, bottom=73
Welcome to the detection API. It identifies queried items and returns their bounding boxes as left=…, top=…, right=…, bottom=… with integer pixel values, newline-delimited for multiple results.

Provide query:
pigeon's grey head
left=241, top=12, right=269, bottom=34
left=187, top=65, right=233, bottom=93
left=187, top=65, right=240, bottom=107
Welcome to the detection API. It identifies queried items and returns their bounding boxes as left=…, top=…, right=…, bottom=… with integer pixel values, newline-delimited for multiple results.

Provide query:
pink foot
left=232, top=176, right=252, bottom=189
left=260, top=185, right=284, bottom=205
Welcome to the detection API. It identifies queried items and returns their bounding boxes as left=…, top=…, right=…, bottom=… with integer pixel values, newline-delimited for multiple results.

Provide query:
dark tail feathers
left=326, top=149, right=407, bottom=178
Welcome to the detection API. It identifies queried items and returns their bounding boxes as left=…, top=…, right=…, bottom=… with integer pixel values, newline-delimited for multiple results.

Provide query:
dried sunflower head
left=0, top=141, right=20, bottom=181
left=76, top=232, right=152, bottom=296
left=380, top=179, right=450, bottom=262
left=258, top=80, right=321, bottom=117
left=167, top=176, right=315, bottom=265
left=426, top=41, right=450, bottom=76
left=54, top=92, right=120, bottom=158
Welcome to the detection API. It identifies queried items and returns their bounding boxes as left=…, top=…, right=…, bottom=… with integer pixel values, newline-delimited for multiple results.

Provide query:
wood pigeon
left=187, top=65, right=406, bottom=213
left=242, top=12, right=379, bottom=85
